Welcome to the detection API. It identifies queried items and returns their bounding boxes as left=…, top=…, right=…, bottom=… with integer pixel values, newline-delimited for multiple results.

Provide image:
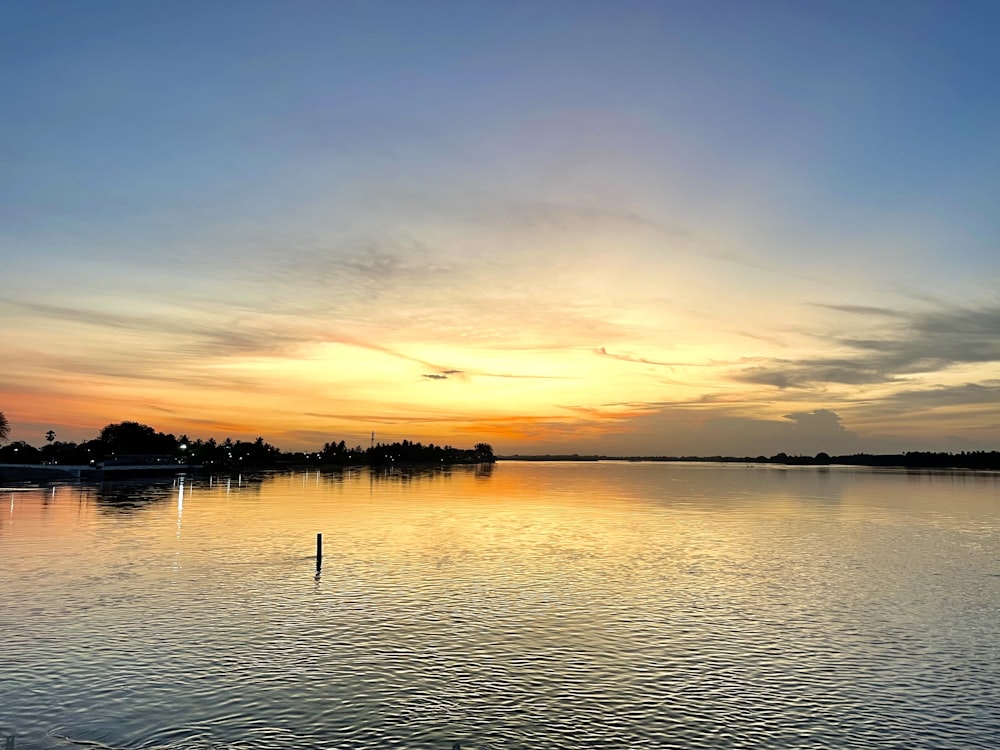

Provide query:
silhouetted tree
left=99, top=421, right=177, bottom=455
left=230, top=436, right=279, bottom=465
left=39, top=438, right=82, bottom=463
left=0, top=440, right=38, bottom=462
left=321, top=439, right=349, bottom=462
left=46, top=430, right=56, bottom=444
left=0, top=411, right=9, bottom=443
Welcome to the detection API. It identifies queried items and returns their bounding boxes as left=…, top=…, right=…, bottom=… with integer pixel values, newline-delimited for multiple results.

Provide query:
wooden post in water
left=316, top=532, right=323, bottom=572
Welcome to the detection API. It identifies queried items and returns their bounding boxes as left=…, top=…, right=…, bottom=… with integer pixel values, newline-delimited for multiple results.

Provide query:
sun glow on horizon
left=3, top=3, right=1000, bottom=454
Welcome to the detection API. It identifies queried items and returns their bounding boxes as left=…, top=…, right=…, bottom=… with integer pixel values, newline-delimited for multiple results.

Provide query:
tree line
left=613, top=451, right=1000, bottom=470
left=0, top=415, right=495, bottom=468
left=2, top=411, right=997, bottom=470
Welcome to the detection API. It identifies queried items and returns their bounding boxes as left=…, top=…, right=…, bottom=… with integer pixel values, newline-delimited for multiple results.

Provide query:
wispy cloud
left=6, top=300, right=308, bottom=358
left=811, top=303, right=907, bottom=318
left=887, top=381, right=1000, bottom=406
left=595, top=346, right=702, bottom=367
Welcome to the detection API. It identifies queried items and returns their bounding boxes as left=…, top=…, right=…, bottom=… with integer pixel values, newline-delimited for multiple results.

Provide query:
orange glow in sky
left=3, top=3, right=1000, bottom=455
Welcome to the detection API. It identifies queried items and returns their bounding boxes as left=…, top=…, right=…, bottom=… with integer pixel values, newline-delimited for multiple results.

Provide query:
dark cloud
left=733, top=365, right=800, bottom=389
left=735, top=361, right=889, bottom=388
left=423, top=373, right=448, bottom=380
left=734, top=302, right=1000, bottom=388
left=845, top=304, right=1000, bottom=370
left=783, top=408, right=851, bottom=437
left=916, top=304, right=1000, bottom=336
left=888, top=381, right=1000, bottom=406
left=864, top=381, right=1000, bottom=416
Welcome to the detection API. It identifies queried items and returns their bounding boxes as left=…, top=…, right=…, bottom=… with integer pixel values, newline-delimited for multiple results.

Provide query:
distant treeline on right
left=505, top=451, right=1000, bottom=470
left=766, top=451, right=1000, bottom=470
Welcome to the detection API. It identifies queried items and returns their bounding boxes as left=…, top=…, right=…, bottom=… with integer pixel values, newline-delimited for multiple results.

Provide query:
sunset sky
left=3, top=1, right=999, bottom=456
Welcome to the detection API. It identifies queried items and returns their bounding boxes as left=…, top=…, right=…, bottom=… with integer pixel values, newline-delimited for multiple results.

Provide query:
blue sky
left=3, top=1, right=999, bottom=454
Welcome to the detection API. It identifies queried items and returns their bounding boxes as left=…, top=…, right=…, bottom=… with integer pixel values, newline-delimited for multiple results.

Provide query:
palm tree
left=0, top=411, right=9, bottom=444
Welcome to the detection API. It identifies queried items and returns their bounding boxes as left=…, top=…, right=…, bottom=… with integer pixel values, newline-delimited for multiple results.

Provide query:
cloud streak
left=595, top=347, right=703, bottom=367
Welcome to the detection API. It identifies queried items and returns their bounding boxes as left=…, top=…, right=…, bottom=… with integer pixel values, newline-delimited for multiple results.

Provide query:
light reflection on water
left=1, top=462, right=999, bottom=749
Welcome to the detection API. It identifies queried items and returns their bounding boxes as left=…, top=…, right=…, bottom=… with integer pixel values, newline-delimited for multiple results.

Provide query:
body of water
left=2, top=461, right=999, bottom=749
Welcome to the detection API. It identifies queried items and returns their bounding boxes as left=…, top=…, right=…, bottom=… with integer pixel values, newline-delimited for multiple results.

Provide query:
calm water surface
left=2, top=461, right=999, bottom=749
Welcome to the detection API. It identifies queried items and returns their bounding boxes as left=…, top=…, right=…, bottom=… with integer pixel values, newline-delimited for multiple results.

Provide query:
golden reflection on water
left=5, top=463, right=998, bottom=572
left=2, top=462, right=1000, bottom=749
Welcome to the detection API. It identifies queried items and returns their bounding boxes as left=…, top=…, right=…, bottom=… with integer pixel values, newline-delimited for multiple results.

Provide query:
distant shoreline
left=4, top=417, right=999, bottom=475
left=498, top=452, right=1000, bottom=470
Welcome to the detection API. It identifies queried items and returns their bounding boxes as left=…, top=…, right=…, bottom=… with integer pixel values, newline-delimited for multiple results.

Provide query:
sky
left=2, top=0, right=1000, bottom=456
